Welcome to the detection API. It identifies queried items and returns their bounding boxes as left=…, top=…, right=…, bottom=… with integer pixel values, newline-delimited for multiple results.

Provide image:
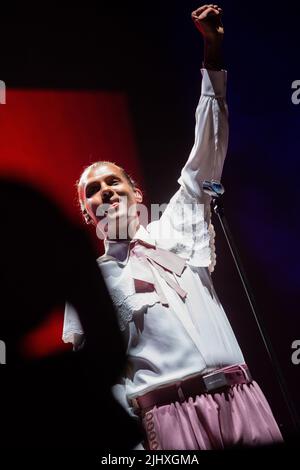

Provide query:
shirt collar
left=101, top=224, right=156, bottom=263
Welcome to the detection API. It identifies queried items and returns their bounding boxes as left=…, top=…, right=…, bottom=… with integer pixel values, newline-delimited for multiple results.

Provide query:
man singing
left=63, top=4, right=283, bottom=450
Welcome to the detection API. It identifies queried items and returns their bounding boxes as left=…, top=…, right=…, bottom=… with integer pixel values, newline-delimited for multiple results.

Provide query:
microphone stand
left=203, top=180, right=300, bottom=437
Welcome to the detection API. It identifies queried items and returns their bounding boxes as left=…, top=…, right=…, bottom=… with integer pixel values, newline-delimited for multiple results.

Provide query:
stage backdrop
left=0, top=89, right=144, bottom=357
left=0, top=1, right=299, bottom=436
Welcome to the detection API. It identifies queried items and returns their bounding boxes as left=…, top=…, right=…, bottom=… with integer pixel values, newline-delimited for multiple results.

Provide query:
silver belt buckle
left=202, top=371, right=229, bottom=392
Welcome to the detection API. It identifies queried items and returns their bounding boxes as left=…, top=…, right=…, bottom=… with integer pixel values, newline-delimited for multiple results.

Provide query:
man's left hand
left=191, top=4, right=224, bottom=42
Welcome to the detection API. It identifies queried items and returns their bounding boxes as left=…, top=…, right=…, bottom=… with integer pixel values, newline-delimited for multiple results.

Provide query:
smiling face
left=78, top=162, right=143, bottom=240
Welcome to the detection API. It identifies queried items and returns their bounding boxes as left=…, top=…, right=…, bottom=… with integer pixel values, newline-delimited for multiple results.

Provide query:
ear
left=82, top=198, right=97, bottom=226
left=134, top=188, right=143, bottom=203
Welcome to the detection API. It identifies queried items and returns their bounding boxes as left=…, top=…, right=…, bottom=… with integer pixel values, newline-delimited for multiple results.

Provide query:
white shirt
left=63, top=69, right=245, bottom=414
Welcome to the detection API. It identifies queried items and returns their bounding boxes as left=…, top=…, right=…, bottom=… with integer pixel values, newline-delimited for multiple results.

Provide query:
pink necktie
left=129, top=240, right=187, bottom=305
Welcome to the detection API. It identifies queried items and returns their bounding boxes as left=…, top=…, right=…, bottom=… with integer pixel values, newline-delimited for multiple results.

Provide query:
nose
left=100, top=186, right=114, bottom=204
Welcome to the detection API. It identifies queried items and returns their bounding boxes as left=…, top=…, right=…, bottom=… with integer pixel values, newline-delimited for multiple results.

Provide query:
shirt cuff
left=201, top=69, right=227, bottom=98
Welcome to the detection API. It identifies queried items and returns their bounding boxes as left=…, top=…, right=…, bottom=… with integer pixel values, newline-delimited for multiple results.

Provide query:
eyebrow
left=85, top=174, right=122, bottom=195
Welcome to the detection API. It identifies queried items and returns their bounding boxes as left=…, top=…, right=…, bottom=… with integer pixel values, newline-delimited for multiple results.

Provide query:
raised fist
left=192, top=4, right=224, bottom=41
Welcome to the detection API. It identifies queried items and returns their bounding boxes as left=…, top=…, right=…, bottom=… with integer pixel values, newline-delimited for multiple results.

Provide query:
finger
left=192, top=5, right=214, bottom=16
left=192, top=4, right=220, bottom=16
left=192, top=6, right=220, bottom=20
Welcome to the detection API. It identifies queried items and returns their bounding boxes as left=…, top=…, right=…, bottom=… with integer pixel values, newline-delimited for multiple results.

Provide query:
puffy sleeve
left=147, top=69, right=228, bottom=272
left=62, top=302, right=84, bottom=349
left=178, top=68, right=228, bottom=203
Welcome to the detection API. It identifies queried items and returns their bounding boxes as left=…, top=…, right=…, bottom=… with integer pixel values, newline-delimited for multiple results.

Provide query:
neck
left=105, top=238, right=131, bottom=261
left=105, top=219, right=140, bottom=242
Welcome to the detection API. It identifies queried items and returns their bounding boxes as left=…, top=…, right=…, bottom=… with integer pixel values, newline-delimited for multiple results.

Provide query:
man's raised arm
left=178, top=4, right=228, bottom=202
left=193, top=4, right=224, bottom=71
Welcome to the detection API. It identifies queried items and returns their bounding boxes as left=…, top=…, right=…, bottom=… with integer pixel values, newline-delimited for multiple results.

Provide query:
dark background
left=0, top=1, right=299, bottom=440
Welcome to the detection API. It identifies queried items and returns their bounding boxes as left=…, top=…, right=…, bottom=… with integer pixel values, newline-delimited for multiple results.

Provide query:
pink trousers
left=142, top=381, right=283, bottom=450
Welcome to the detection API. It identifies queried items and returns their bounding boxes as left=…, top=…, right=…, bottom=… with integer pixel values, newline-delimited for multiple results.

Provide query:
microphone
left=202, top=180, right=225, bottom=198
